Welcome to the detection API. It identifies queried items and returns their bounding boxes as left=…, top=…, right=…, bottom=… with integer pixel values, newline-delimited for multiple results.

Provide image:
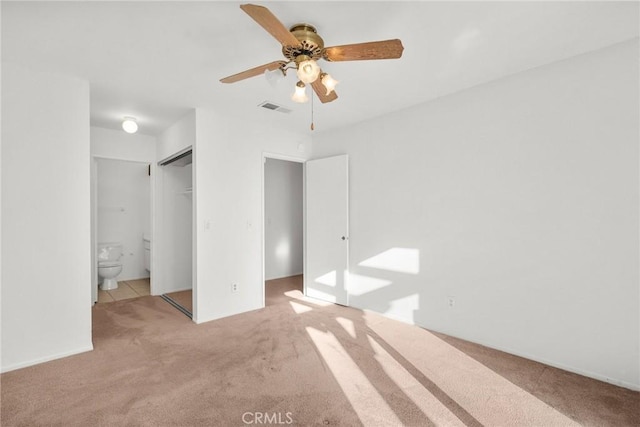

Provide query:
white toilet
left=97, top=242, right=123, bottom=290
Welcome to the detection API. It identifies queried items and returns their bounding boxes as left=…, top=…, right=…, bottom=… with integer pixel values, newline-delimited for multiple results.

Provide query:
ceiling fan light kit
left=320, top=73, right=338, bottom=96
left=295, top=56, right=321, bottom=84
left=264, top=68, right=285, bottom=87
left=291, top=81, right=309, bottom=103
left=220, top=4, right=404, bottom=106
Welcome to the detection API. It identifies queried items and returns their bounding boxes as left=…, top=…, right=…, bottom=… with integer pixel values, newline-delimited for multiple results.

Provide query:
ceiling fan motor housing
left=283, top=23, right=325, bottom=62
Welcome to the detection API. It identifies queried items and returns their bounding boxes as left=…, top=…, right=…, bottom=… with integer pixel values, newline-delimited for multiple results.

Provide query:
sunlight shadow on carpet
left=283, top=289, right=579, bottom=427
left=305, top=326, right=406, bottom=426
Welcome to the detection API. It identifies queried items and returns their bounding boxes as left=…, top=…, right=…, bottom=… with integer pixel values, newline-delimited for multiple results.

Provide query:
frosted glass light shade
left=122, top=117, right=138, bottom=134
left=321, top=73, right=339, bottom=95
left=291, top=82, right=308, bottom=103
left=296, top=59, right=320, bottom=84
left=264, top=68, right=284, bottom=88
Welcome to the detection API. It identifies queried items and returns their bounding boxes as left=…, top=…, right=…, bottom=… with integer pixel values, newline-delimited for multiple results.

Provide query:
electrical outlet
left=231, top=283, right=238, bottom=293
left=447, top=296, right=455, bottom=308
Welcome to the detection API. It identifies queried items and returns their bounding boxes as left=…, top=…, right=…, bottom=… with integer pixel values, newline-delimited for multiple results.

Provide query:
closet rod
left=158, top=148, right=192, bottom=166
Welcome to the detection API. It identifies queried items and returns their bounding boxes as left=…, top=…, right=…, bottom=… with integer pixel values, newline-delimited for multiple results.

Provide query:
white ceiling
left=2, top=1, right=638, bottom=136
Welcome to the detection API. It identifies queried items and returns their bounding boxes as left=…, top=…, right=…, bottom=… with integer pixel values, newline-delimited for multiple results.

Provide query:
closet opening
left=158, top=148, right=194, bottom=318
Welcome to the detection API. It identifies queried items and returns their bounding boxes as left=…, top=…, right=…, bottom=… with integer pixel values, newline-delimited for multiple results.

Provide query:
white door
left=306, top=154, right=349, bottom=305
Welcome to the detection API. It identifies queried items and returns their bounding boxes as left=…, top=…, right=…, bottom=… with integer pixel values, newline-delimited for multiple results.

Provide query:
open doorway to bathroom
left=158, top=149, right=193, bottom=318
left=263, top=156, right=305, bottom=306
left=94, top=158, right=152, bottom=304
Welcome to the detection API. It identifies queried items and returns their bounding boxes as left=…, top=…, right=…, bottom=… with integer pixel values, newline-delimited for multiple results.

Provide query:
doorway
left=93, top=158, right=152, bottom=304
left=263, top=155, right=305, bottom=306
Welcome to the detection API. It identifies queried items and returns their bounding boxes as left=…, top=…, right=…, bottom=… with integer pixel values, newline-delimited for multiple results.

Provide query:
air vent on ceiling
left=258, top=101, right=292, bottom=114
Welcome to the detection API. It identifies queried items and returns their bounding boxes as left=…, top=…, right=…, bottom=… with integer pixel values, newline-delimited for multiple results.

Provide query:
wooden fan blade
left=323, top=39, right=404, bottom=62
left=220, top=61, right=285, bottom=84
left=240, top=4, right=300, bottom=47
left=311, top=76, right=338, bottom=103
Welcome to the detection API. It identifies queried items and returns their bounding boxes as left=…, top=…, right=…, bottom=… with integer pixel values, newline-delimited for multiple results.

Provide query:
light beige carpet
left=1, top=276, right=638, bottom=426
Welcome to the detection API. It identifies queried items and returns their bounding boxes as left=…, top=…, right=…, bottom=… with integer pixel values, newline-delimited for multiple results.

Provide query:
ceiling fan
left=220, top=4, right=404, bottom=104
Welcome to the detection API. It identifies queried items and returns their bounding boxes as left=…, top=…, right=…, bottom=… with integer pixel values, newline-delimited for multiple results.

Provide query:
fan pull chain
left=310, top=91, right=315, bottom=131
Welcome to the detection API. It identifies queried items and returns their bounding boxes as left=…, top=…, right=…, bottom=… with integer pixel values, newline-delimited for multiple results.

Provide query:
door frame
left=91, top=155, right=156, bottom=305
left=261, top=152, right=307, bottom=307
left=157, top=147, right=196, bottom=320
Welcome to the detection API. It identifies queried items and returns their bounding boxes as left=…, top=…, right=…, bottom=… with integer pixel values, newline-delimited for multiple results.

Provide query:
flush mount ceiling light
left=219, top=4, right=404, bottom=104
left=122, top=117, right=138, bottom=134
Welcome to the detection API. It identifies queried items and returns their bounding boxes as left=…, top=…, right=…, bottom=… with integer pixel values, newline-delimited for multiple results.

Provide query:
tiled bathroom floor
left=97, top=278, right=150, bottom=303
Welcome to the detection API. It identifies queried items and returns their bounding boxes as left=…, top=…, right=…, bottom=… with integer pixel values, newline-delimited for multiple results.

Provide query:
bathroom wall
left=265, top=158, right=304, bottom=280
left=97, top=158, right=151, bottom=281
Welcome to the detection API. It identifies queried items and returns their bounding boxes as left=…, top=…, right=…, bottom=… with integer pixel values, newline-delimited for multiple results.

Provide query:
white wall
left=265, top=159, right=303, bottom=280
left=97, top=159, right=151, bottom=281
left=194, top=109, right=312, bottom=323
left=90, top=127, right=156, bottom=302
left=312, top=39, right=639, bottom=389
left=92, top=126, right=156, bottom=162
left=157, top=112, right=196, bottom=161
left=1, top=63, right=92, bottom=371
left=0, top=29, right=3, bottom=374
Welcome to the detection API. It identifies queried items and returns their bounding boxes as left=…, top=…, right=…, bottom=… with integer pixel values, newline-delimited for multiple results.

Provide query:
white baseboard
left=357, top=307, right=640, bottom=392
left=193, top=314, right=219, bottom=325
left=1, top=343, right=94, bottom=373
left=120, top=275, right=151, bottom=282
left=438, top=334, right=640, bottom=390
left=482, top=344, right=640, bottom=392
